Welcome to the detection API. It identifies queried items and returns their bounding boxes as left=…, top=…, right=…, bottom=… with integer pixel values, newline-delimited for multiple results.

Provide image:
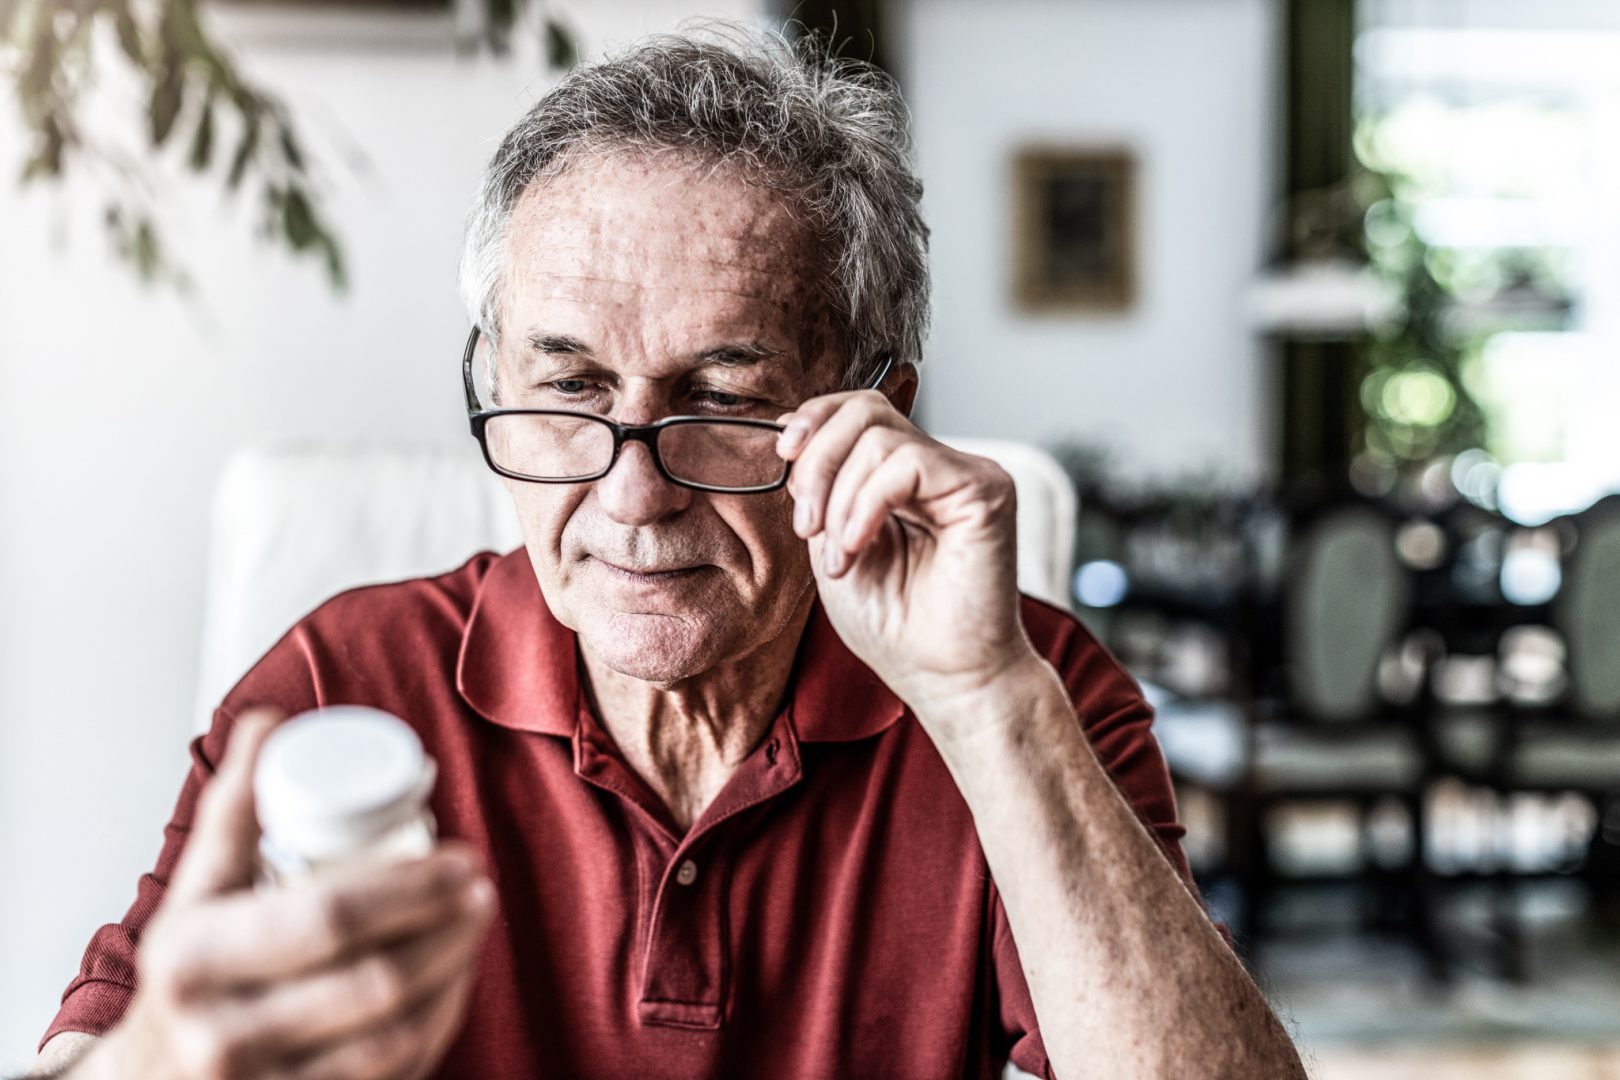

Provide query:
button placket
left=637, top=838, right=725, bottom=1028
left=635, top=712, right=805, bottom=1030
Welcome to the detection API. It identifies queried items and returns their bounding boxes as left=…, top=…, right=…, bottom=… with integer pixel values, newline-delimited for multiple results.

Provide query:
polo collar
left=456, top=548, right=907, bottom=742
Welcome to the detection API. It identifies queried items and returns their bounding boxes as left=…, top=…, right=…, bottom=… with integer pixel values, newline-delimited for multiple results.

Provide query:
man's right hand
left=71, top=710, right=496, bottom=1080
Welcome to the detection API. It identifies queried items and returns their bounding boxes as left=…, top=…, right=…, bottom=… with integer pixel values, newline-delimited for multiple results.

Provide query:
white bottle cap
left=255, top=707, right=437, bottom=863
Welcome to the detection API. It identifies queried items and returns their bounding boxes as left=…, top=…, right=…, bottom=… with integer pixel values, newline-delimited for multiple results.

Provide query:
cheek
left=715, top=492, right=806, bottom=581
left=505, top=481, right=584, bottom=560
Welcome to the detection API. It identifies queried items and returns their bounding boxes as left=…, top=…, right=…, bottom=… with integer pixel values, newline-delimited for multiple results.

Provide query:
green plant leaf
left=188, top=91, right=215, bottom=171
left=19, top=11, right=58, bottom=106
left=486, top=0, right=517, bottom=40
left=320, top=232, right=347, bottom=290
left=133, top=217, right=160, bottom=279
left=543, top=17, right=577, bottom=71
left=149, top=65, right=184, bottom=146
left=283, top=185, right=316, bottom=248
left=226, top=115, right=260, bottom=190
left=110, top=0, right=144, bottom=67
left=278, top=125, right=304, bottom=171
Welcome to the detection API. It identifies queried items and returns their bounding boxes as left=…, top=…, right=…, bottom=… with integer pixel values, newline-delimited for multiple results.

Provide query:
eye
left=531, top=378, right=612, bottom=412
left=696, top=389, right=748, bottom=408
left=690, top=388, right=772, bottom=415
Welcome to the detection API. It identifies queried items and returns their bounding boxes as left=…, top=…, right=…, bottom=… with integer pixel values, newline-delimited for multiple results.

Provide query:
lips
left=595, top=558, right=703, bottom=579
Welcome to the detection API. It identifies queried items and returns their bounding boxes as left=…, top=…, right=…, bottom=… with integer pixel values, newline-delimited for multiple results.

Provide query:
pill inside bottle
left=254, top=706, right=438, bottom=885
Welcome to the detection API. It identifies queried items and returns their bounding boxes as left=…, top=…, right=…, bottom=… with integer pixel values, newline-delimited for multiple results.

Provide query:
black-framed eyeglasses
left=462, top=327, right=894, bottom=494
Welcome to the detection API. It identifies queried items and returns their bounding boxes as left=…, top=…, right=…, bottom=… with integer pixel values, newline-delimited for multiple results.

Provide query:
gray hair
left=457, top=22, right=930, bottom=389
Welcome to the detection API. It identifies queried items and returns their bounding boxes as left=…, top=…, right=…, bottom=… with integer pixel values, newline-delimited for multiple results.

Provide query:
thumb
left=168, top=708, right=283, bottom=904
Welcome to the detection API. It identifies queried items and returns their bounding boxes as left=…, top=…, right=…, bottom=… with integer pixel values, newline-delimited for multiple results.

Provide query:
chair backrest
left=934, top=435, right=1078, bottom=611
left=194, top=441, right=524, bottom=732
left=195, top=437, right=1077, bottom=732
left=1555, top=495, right=1620, bottom=723
left=1283, top=503, right=1411, bottom=722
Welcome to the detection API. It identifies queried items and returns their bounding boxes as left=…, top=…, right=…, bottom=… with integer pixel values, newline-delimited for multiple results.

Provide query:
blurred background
left=4, top=0, right=1620, bottom=1076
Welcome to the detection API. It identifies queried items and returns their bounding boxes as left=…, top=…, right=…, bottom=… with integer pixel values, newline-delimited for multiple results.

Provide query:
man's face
left=494, top=153, right=842, bottom=685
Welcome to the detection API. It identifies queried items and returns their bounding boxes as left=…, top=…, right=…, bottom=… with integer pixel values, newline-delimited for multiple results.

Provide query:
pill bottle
left=254, top=706, right=438, bottom=885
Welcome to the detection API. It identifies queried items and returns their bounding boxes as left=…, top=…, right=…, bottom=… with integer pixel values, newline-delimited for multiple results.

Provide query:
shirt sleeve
left=994, top=600, right=1223, bottom=1078
left=38, top=630, right=322, bottom=1052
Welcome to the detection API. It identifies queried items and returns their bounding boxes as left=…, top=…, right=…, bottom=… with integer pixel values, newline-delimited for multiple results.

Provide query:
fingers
left=777, top=390, right=907, bottom=539
left=777, top=385, right=1020, bottom=581
left=832, top=445, right=933, bottom=574
left=273, top=966, right=479, bottom=1080
left=227, top=879, right=494, bottom=1064
left=399, top=965, right=480, bottom=1080
left=170, top=708, right=285, bottom=905
left=154, top=845, right=487, bottom=998
left=819, top=427, right=910, bottom=574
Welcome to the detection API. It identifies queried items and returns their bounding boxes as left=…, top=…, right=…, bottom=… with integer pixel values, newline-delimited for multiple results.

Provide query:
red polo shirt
left=44, top=549, right=1203, bottom=1078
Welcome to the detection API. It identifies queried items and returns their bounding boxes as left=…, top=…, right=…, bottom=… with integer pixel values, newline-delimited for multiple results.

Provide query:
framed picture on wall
left=217, top=0, right=448, bottom=6
left=1012, top=146, right=1137, bottom=312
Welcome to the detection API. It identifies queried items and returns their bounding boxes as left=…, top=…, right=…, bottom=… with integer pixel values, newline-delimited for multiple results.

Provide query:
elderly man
left=32, top=27, right=1304, bottom=1080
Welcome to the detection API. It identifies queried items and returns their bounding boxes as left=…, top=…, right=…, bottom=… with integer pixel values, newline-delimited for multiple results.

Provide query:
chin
left=577, top=607, right=730, bottom=685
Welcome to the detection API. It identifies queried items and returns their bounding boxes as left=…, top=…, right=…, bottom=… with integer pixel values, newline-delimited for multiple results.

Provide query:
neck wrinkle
left=577, top=583, right=816, bottom=829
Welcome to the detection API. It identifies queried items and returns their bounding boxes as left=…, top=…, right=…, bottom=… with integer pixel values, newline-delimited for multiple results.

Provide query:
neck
left=579, top=592, right=815, bottom=832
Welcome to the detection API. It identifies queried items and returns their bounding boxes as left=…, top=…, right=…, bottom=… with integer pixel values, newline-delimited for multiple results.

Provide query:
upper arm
left=28, top=1032, right=100, bottom=1077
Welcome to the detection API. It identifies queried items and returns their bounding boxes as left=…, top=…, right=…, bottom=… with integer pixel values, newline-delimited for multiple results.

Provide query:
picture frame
left=217, top=0, right=448, bottom=6
left=1012, top=146, right=1137, bottom=312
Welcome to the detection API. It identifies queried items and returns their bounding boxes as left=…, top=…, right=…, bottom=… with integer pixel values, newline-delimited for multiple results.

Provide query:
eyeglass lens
left=484, top=414, right=787, bottom=490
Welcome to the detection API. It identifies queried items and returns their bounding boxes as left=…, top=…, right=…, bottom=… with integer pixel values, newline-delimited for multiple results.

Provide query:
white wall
left=0, top=3, right=755, bottom=1069
left=895, top=0, right=1278, bottom=481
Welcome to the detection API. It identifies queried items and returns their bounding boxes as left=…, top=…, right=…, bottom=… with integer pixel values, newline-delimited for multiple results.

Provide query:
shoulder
left=1017, top=594, right=1145, bottom=713
left=298, top=550, right=503, bottom=637
left=1018, top=592, right=1097, bottom=662
left=217, top=550, right=507, bottom=720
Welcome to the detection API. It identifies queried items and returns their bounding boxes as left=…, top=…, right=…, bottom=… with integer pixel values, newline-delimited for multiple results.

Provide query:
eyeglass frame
left=462, top=327, right=895, bottom=495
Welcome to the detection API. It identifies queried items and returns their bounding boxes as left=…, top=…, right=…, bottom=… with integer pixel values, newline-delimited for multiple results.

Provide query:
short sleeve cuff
left=39, top=978, right=135, bottom=1053
left=1007, top=1028, right=1057, bottom=1079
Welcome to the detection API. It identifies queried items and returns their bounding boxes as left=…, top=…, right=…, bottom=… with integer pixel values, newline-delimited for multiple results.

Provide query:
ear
left=887, top=362, right=921, bottom=419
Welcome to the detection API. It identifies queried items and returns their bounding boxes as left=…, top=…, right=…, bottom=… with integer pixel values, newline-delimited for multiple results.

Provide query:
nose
left=593, top=436, right=693, bottom=526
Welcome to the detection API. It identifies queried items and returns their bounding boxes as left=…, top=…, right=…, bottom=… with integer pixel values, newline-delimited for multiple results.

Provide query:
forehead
left=500, top=153, right=830, bottom=360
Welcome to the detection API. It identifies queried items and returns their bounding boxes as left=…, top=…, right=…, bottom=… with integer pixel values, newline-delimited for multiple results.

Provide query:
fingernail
left=780, top=421, right=808, bottom=450
left=824, top=543, right=845, bottom=575
left=795, top=499, right=813, bottom=535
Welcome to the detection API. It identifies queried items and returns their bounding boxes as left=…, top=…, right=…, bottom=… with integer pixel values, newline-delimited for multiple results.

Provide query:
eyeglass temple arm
left=462, top=327, right=483, bottom=414
left=865, top=354, right=895, bottom=392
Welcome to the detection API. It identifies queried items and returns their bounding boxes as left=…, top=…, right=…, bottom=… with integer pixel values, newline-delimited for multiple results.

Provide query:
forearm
left=922, top=656, right=1304, bottom=1080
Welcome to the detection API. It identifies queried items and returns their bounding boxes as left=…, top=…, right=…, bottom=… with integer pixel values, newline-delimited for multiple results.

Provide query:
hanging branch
left=2, top=0, right=576, bottom=292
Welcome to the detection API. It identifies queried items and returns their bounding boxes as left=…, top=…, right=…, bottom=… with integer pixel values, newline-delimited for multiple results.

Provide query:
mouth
left=593, top=558, right=706, bottom=583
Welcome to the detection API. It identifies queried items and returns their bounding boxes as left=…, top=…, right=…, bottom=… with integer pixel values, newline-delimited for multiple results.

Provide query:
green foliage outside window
left=1354, top=103, right=1574, bottom=477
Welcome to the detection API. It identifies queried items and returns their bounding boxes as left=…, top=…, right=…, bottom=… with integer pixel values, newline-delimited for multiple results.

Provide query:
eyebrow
left=521, top=332, right=788, bottom=371
left=526, top=331, right=592, bottom=355
left=694, top=341, right=784, bottom=368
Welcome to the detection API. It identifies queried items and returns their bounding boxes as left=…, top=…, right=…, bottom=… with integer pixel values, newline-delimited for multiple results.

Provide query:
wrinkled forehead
left=498, top=153, right=840, bottom=372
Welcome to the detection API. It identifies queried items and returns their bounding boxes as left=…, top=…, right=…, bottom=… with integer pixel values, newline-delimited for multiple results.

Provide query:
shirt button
left=675, top=858, right=699, bottom=886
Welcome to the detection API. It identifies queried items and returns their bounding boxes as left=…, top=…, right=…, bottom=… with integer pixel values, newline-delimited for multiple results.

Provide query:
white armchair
left=195, top=437, right=1076, bottom=731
